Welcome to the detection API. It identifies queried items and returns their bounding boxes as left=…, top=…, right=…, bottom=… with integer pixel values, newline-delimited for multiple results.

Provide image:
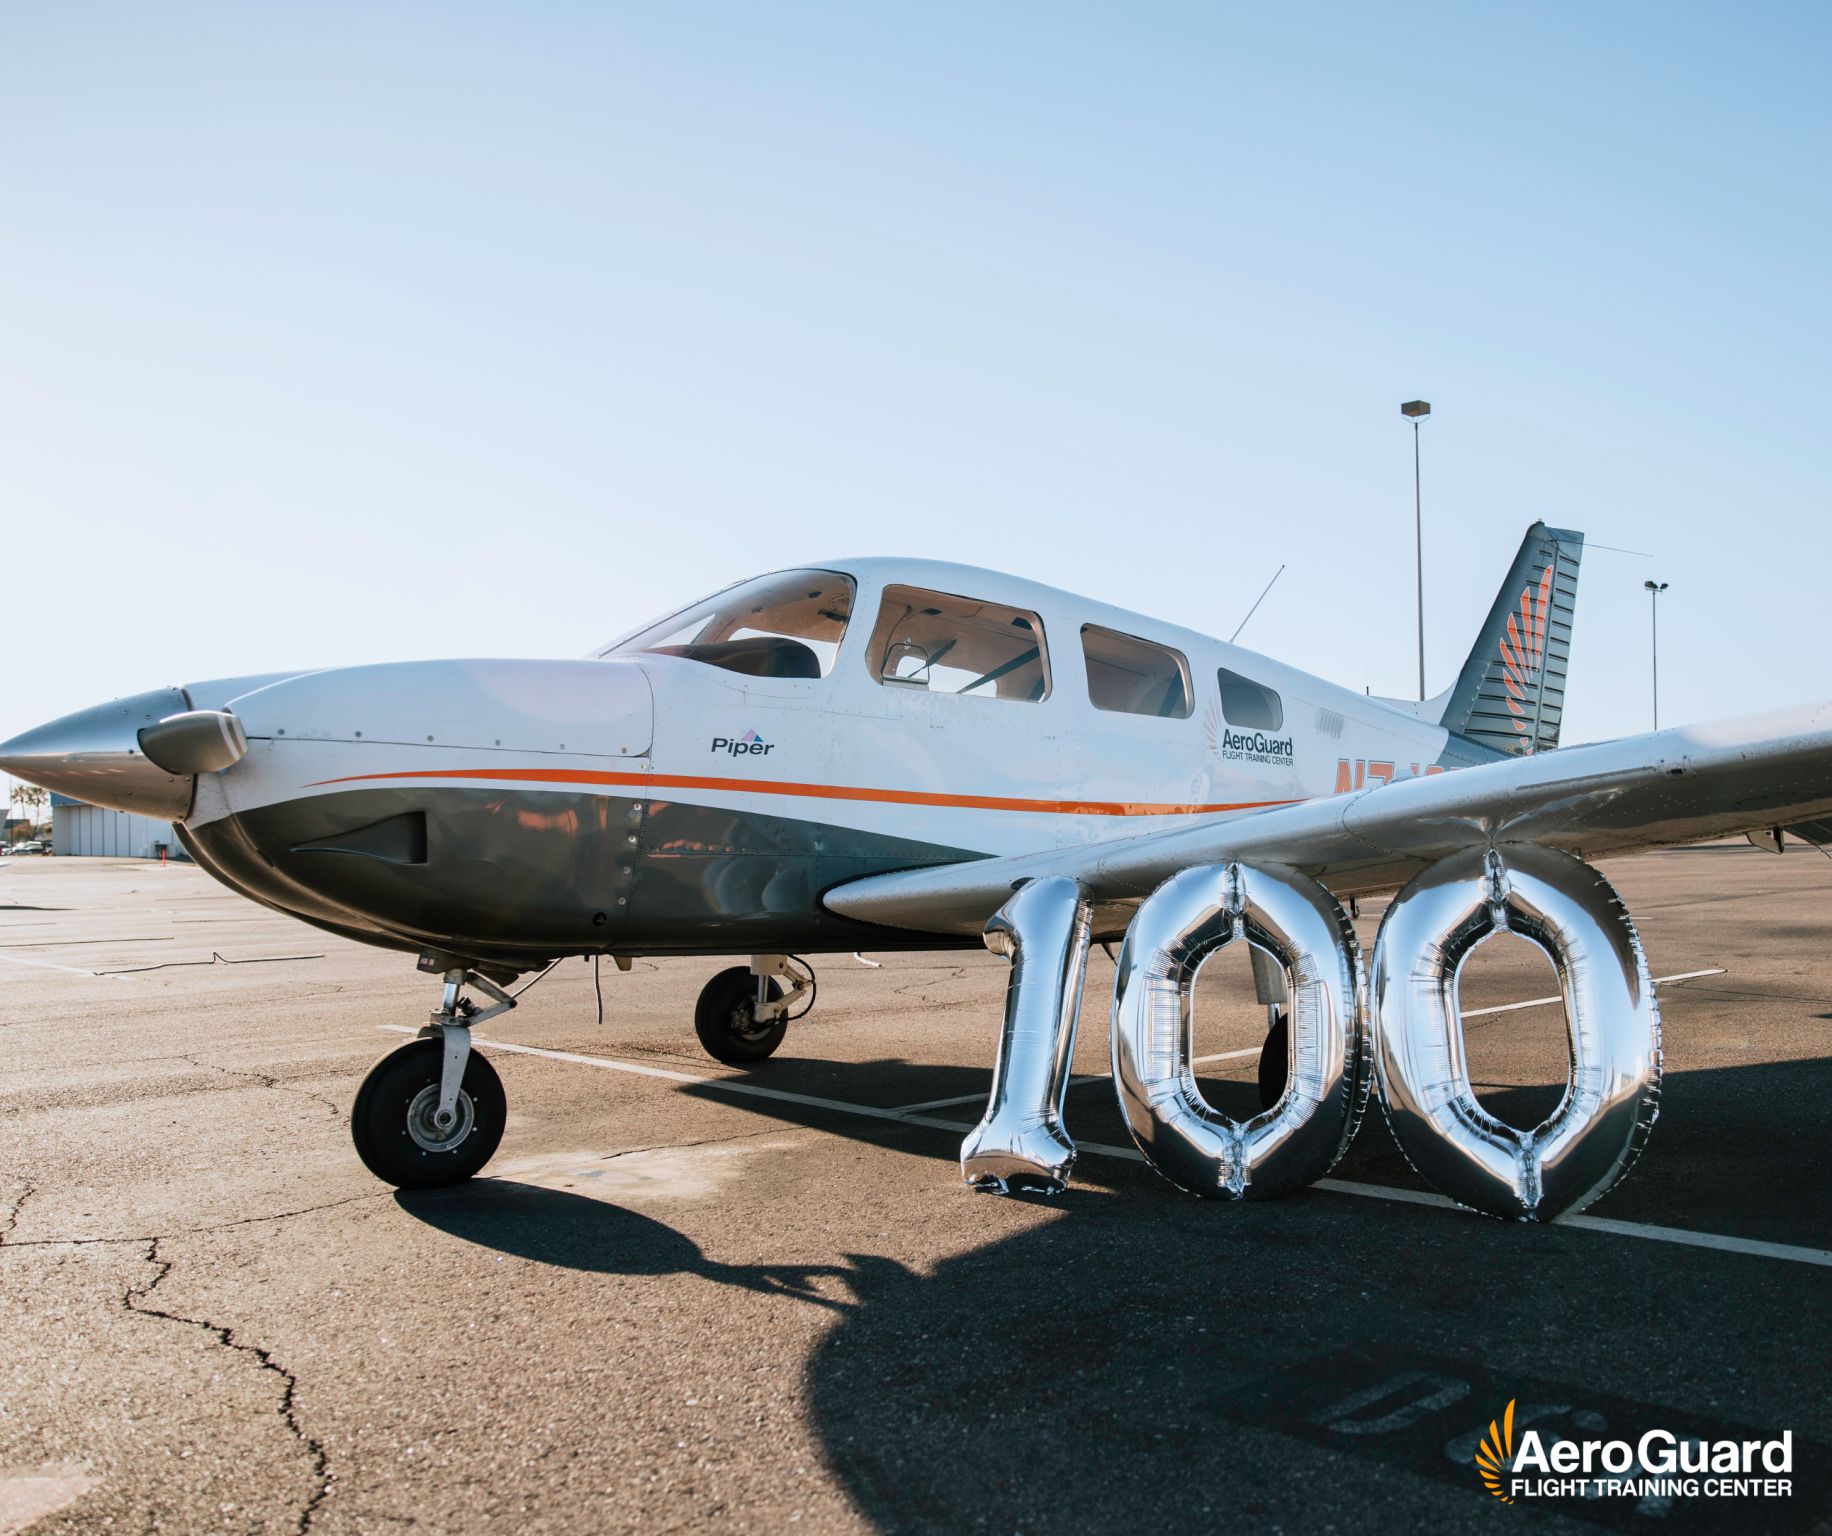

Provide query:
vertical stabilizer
left=1439, top=522, right=1584, bottom=756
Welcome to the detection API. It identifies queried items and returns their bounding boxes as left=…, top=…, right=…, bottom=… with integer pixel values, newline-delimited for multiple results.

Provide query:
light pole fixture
left=1644, top=580, right=1669, bottom=730
left=1401, top=400, right=1431, bottom=700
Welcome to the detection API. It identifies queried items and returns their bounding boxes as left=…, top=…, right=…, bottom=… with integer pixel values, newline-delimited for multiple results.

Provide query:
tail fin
left=1439, top=522, right=1584, bottom=756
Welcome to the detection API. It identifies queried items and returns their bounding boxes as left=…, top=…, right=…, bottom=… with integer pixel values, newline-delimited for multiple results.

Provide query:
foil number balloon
left=963, top=845, right=1661, bottom=1219
left=1370, top=844, right=1662, bottom=1221
left=961, top=875, right=1094, bottom=1194
left=1109, top=862, right=1369, bottom=1198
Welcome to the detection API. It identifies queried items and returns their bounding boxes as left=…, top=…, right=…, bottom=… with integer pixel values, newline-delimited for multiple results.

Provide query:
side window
left=1217, top=667, right=1284, bottom=730
left=866, top=585, right=1050, bottom=701
left=1082, top=625, right=1192, bottom=719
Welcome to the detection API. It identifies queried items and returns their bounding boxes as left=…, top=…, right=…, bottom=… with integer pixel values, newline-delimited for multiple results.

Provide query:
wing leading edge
left=824, top=700, right=1832, bottom=938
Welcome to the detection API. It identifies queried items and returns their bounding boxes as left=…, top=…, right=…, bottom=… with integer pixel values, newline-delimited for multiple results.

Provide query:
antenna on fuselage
left=1229, top=564, right=1286, bottom=644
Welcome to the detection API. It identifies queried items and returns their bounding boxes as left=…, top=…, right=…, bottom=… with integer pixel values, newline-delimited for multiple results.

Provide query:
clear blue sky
left=3, top=3, right=1827, bottom=803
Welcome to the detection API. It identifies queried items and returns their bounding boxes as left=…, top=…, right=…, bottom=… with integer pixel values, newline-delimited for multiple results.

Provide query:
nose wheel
left=352, top=1038, right=507, bottom=1188
left=351, top=964, right=517, bottom=1188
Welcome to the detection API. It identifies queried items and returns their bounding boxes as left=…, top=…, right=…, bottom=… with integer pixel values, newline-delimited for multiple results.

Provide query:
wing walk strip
left=378, top=1020, right=1831, bottom=1270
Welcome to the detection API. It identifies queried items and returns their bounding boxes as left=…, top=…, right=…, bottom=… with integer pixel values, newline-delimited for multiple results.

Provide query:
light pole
left=1401, top=400, right=1431, bottom=699
left=1644, top=580, right=1669, bottom=729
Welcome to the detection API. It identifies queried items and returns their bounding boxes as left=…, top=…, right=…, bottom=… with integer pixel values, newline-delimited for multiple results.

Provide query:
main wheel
left=695, top=966, right=786, bottom=1065
left=351, top=1038, right=506, bottom=1189
left=1256, top=1009, right=1290, bottom=1110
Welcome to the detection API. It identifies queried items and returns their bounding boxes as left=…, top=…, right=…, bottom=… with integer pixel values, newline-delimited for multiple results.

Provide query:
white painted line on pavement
left=0, top=952, right=136, bottom=983
left=896, top=1049, right=1259, bottom=1111
left=894, top=1074, right=1106, bottom=1112
left=1315, top=1179, right=1832, bottom=1267
left=1551, top=1213, right=1832, bottom=1267
left=381, top=1021, right=1832, bottom=1268
left=378, top=1027, right=975, bottom=1134
left=1461, top=967, right=1726, bottom=1019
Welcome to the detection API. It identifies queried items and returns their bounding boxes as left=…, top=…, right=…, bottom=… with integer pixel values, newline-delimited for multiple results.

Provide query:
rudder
left=1440, top=522, right=1584, bottom=756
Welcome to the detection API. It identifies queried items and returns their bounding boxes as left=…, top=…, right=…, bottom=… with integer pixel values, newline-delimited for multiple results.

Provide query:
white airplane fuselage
left=129, top=558, right=1475, bottom=971
left=0, top=560, right=1480, bottom=975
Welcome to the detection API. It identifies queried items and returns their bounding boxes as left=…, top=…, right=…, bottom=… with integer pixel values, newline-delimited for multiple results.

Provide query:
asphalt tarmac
left=2, top=843, right=1829, bottom=1535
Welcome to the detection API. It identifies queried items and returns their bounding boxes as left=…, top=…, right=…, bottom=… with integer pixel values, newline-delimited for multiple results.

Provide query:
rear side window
left=1082, top=625, right=1191, bottom=719
left=867, top=585, right=1050, bottom=701
left=1217, top=667, right=1284, bottom=730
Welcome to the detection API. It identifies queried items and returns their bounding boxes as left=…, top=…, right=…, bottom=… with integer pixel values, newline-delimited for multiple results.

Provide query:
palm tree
left=11, top=784, right=48, bottom=844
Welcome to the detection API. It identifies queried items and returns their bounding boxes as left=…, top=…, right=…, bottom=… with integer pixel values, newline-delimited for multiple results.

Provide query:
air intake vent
left=1314, top=708, right=1344, bottom=739
left=292, top=811, right=427, bottom=867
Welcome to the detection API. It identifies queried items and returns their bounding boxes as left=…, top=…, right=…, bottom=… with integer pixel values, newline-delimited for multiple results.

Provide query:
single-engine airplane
left=6, top=524, right=1831, bottom=1215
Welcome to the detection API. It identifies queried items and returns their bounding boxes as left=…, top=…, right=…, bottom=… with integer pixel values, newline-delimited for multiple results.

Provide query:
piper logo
left=711, top=729, right=774, bottom=757
left=1475, top=1395, right=1795, bottom=1503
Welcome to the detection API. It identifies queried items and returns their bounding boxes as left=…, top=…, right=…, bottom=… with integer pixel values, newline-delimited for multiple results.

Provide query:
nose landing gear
left=350, top=966, right=516, bottom=1189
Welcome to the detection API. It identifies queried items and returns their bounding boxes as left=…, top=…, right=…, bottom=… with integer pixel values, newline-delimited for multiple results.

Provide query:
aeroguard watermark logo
left=710, top=728, right=774, bottom=757
left=1211, top=1349, right=1827, bottom=1532
left=1477, top=1400, right=1517, bottom=1502
left=1475, top=1395, right=1795, bottom=1505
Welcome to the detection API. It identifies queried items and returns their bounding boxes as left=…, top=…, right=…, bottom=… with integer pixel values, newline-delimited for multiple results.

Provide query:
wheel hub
left=406, top=1082, right=475, bottom=1152
left=729, top=1001, right=776, bottom=1041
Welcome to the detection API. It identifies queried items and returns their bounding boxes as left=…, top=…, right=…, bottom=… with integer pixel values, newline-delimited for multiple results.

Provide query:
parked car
left=9, top=841, right=44, bottom=855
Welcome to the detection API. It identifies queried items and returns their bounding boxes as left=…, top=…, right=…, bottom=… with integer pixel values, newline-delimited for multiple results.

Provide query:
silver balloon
left=1110, top=861, right=1368, bottom=1198
left=961, top=875, right=1093, bottom=1194
left=1371, top=844, right=1662, bottom=1221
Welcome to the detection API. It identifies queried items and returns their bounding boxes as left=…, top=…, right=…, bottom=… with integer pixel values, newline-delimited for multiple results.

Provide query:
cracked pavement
left=2, top=851, right=1830, bottom=1533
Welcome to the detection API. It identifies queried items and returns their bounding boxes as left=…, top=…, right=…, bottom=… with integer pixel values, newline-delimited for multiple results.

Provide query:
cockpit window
left=606, top=569, right=855, bottom=679
left=867, top=585, right=1050, bottom=701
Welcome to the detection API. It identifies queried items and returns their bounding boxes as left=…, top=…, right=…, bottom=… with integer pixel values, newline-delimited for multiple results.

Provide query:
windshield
left=602, top=569, right=855, bottom=680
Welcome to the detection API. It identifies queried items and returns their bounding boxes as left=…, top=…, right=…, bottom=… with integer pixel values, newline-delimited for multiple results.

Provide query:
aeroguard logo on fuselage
left=711, top=729, right=774, bottom=757
left=1218, top=727, right=1294, bottom=764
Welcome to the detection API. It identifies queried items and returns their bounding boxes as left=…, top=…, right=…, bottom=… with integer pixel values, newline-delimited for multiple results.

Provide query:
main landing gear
left=1257, top=1006, right=1290, bottom=1110
left=351, top=966, right=515, bottom=1189
left=693, top=955, right=815, bottom=1066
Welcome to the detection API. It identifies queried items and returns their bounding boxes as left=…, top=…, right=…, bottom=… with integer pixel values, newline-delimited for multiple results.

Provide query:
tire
left=1256, top=1009, right=1290, bottom=1111
left=351, top=1038, right=506, bottom=1189
left=694, top=966, right=786, bottom=1065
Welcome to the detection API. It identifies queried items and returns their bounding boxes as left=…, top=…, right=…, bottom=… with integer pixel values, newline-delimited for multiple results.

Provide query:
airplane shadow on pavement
left=395, top=1180, right=900, bottom=1313
left=396, top=1055, right=1832, bottom=1534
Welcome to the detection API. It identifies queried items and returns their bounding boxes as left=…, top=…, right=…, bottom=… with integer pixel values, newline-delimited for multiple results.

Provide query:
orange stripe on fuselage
left=301, top=765, right=1300, bottom=819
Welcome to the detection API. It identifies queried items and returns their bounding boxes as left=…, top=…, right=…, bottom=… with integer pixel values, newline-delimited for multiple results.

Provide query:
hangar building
left=50, top=793, right=185, bottom=859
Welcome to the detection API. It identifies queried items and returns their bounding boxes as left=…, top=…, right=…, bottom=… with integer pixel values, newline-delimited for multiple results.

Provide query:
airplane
left=6, top=522, right=1831, bottom=1218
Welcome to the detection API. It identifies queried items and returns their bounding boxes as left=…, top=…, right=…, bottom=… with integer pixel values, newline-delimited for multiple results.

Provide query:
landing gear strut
left=693, top=955, right=814, bottom=1065
left=351, top=966, right=514, bottom=1188
left=1256, top=1006, right=1290, bottom=1110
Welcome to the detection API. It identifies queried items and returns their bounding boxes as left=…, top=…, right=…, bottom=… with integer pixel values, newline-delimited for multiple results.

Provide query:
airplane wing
left=824, top=700, right=1832, bottom=939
